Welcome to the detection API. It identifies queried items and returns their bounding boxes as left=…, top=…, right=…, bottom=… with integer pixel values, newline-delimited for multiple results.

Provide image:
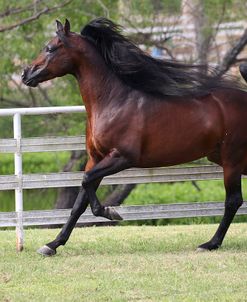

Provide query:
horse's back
left=137, top=88, right=247, bottom=168
left=138, top=93, right=223, bottom=167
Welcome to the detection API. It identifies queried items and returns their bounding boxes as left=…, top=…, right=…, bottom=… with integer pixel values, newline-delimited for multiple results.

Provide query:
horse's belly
left=139, top=143, right=212, bottom=167
left=138, top=113, right=221, bottom=167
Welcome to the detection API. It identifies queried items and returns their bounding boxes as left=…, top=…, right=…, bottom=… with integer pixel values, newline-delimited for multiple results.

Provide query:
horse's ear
left=56, top=20, right=64, bottom=32
left=64, top=19, right=71, bottom=35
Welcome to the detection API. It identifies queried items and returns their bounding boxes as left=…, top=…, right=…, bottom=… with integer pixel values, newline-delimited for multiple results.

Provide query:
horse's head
left=22, top=19, right=80, bottom=87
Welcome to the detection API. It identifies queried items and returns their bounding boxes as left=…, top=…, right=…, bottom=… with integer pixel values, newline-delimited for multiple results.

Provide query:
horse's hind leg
left=197, top=165, right=243, bottom=251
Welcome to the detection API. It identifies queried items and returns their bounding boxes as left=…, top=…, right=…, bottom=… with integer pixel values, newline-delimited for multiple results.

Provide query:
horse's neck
left=76, top=62, right=124, bottom=116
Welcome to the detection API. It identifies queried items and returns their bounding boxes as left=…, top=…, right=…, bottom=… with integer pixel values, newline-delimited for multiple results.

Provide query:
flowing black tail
left=239, top=63, right=247, bottom=82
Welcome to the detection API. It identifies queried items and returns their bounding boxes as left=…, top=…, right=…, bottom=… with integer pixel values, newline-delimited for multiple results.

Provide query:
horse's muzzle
left=21, top=65, right=46, bottom=87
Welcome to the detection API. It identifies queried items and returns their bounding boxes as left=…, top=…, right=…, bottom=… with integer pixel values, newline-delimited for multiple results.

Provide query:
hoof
left=105, top=207, right=123, bottom=221
left=37, top=245, right=56, bottom=257
left=197, top=241, right=220, bottom=252
left=196, top=247, right=209, bottom=253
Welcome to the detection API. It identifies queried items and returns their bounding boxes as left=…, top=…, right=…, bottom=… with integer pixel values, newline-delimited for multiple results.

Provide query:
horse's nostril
left=21, top=67, right=29, bottom=80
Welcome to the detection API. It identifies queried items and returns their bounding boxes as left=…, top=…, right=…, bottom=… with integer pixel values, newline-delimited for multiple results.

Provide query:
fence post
left=13, top=113, right=24, bottom=252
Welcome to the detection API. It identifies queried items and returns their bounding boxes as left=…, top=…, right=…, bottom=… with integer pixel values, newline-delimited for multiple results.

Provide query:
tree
left=181, top=0, right=247, bottom=71
left=0, top=1, right=73, bottom=33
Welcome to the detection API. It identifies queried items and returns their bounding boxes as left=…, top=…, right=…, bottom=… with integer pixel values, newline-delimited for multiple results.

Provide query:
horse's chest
left=87, top=119, right=115, bottom=157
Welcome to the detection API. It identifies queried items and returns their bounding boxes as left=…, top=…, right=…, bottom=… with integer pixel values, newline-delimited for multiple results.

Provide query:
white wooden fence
left=0, top=106, right=246, bottom=251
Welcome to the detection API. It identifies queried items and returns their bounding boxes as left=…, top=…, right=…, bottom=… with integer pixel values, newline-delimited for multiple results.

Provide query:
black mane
left=81, top=17, right=242, bottom=97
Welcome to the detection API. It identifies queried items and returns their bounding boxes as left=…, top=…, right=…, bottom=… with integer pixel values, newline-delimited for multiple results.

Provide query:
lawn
left=1, top=224, right=247, bottom=301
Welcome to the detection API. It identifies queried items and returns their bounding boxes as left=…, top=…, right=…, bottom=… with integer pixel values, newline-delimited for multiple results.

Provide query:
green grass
left=1, top=224, right=247, bottom=301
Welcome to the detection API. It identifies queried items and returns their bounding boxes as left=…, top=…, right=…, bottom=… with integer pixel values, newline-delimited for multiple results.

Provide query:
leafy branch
left=0, top=0, right=73, bottom=33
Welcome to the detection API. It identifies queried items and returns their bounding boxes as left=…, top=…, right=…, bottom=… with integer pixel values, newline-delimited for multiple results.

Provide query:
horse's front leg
left=37, top=159, right=100, bottom=256
left=82, top=149, right=130, bottom=221
left=37, top=183, right=100, bottom=256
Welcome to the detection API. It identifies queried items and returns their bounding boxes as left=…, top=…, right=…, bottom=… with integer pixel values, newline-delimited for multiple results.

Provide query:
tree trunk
left=216, top=28, right=247, bottom=77
left=55, top=186, right=79, bottom=209
left=181, top=0, right=211, bottom=65
left=103, top=184, right=136, bottom=207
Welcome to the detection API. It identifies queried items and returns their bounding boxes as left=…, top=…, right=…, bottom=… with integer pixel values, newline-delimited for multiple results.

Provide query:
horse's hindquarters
left=138, top=97, right=223, bottom=167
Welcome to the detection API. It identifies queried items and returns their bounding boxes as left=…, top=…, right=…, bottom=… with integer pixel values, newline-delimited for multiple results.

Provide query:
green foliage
left=124, top=0, right=181, bottom=17
left=204, top=0, right=247, bottom=22
left=0, top=190, right=57, bottom=212
left=0, top=153, right=71, bottom=175
left=0, top=0, right=121, bottom=145
left=0, top=152, right=72, bottom=211
left=125, top=181, right=225, bottom=205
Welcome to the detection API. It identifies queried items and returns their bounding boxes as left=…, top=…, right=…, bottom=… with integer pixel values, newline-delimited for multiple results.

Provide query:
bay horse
left=22, top=18, right=247, bottom=256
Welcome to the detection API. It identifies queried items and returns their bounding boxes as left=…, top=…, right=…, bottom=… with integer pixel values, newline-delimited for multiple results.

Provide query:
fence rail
left=0, top=136, right=86, bottom=153
left=0, top=165, right=225, bottom=190
left=1, top=202, right=247, bottom=228
left=0, top=106, right=246, bottom=252
left=0, top=106, right=85, bottom=251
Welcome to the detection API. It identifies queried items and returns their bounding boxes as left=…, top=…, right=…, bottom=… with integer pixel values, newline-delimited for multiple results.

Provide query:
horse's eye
left=46, top=45, right=57, bottom=53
